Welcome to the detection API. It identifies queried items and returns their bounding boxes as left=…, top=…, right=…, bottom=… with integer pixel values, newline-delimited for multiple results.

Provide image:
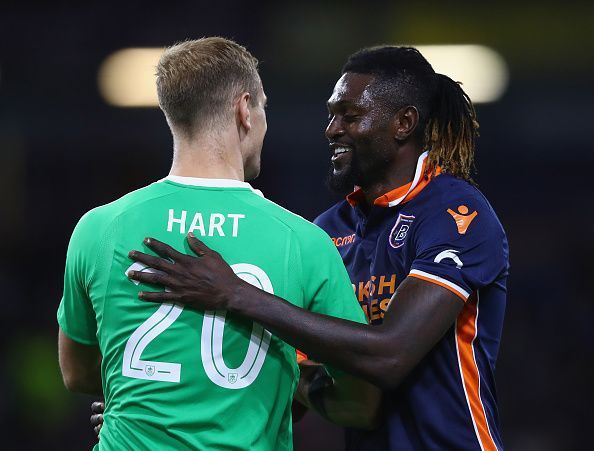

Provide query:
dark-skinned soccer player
left=127, top=47, right=509, bottom=451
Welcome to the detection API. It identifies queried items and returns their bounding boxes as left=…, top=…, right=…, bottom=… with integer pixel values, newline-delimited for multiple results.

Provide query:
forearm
left=60, top=360, right=102, bottom=395
left=230, top=282, right=396, bottom=387
left=74, top=368, right=102, bottom=396
left=58, top=329, right=103, bottom=396
left=127, top=237, right=461, bottom=389
left=60, top=356, right=102, bottom=395
left=228, top=277, right=462, bottom=389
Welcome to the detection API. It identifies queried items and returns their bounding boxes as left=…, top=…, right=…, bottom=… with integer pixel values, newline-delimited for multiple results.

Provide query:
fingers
left=91, top=401, right=104, bottom=414
left=90, top=401, right=104, bottom=435
left=90, top=413, right=103, bottom=427
left=138, top=291, right=180, bottom=303
left=127, top=268, right=177, bottom=288
left=187, top=233, right=209, bottom=257
left=144, top=237, right=187, bottom=261
left=128, top=250, right=175, bottom=272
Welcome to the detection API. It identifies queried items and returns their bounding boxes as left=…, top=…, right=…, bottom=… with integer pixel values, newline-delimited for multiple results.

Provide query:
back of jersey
left=58, top=177, right=364, bottom=450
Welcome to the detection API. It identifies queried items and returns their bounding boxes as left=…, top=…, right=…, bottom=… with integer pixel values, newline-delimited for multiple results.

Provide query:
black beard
left=327, top=148, right=389, bottom=194
left=326, top=153, right=362, bottom=194
left=326, top=167, right=353, bottom=194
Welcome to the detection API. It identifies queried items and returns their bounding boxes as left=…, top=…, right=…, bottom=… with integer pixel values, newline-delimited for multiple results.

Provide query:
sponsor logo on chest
left=332, top=233, right=356, bottom=247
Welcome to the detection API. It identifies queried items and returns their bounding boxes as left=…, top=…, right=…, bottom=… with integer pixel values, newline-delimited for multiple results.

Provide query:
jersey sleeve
left=409, top=202, right=508, bottom=302
left=294, top=225, right=367, bottom=377
left=297, top=226, right=366, bottom=324
left=57, top=211, right=102, bottom=345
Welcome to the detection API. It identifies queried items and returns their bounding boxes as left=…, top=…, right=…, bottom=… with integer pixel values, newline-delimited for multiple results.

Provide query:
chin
left=327, top=166, right=356, bottom=194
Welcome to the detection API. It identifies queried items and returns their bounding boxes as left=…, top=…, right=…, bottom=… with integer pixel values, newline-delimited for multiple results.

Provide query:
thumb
left=187, top=233, right=209, bottom=257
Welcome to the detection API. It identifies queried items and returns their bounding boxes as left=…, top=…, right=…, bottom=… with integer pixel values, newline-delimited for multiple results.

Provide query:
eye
left=342, top=114, right=359, bottom=123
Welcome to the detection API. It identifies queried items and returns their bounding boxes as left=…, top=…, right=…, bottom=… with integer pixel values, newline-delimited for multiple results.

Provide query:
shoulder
left=425, top=174, right=486, bottom=205
left=407, top=175, right=507, bottom=261
left=314, top=200, right=351, bottom=229
left=418, top=174, right=505, bottom=233
left=71, top=183, right=162, bottom=243
left=246, top=195, right=333, bottom=244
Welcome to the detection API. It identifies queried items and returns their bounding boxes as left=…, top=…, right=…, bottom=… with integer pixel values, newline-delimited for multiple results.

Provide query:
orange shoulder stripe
left=408, top=270, right=469, bottom=301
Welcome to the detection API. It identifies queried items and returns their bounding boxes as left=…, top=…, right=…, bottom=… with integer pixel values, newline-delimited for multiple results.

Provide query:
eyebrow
left=327, top=99, right=362, bottom=110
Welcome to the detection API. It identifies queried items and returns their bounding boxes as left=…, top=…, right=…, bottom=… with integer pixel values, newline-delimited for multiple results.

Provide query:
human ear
left=394, top=106, right=419, bottom=141
left=237, top=92, right=252, bottom=131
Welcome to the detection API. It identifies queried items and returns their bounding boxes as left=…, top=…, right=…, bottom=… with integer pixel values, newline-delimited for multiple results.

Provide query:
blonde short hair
left=156, top=37, right=260, bottom=133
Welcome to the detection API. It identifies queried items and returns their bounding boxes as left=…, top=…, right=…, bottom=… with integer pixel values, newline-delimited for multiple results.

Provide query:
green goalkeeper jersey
left=57, top=176, right=366, bottom=451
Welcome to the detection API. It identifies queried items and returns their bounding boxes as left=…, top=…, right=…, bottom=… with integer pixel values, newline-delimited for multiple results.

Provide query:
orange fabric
left=409, top=272, right=467, bottom=302
left=296, top=349, right=308, bottom=364
left=346, top=162, right=442, bottom=208
left=375, top=164, right=441, bottom=207
left=373, top=181, right=413, bottom=206
left=346, top=188, right=366, bottom=207
left=456, top=294, right=498, bottom=451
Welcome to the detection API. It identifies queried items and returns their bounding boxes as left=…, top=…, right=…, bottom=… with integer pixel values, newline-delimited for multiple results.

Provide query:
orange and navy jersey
left=314, top=152, right=509, bottom=450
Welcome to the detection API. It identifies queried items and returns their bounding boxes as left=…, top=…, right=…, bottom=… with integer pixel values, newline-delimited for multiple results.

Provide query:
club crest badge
left=228, top=373, right=238, bottom=384
left=389, top=214, right=415, bottom=249
left=145, top=365, right=155, bottom=377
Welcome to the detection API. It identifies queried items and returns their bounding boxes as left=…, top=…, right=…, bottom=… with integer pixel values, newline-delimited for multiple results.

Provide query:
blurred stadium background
left=1, top=1, right=593, bottom=449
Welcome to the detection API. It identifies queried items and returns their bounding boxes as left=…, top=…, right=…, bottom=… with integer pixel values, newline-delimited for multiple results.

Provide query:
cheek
left=351, top=120, right=394, bottom=163
left=350, top=117, right=378, bottom=146
left=354, top=117, right=374, bottom=136
left=358, top=116, right=375, bottom=130
left=259, top=113, right=267, bottom=134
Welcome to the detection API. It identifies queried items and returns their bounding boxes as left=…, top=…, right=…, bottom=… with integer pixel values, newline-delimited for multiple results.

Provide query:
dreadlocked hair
left=425, top=74, right=479, bottom=182
left=342, top=46, right=480, bottom=182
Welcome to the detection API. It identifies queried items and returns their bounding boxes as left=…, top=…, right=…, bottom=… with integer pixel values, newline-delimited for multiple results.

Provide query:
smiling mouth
left=331, top=145, right=352, bottom=161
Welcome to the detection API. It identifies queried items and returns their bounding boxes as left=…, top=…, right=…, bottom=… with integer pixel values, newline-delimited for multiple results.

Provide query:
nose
left=325, top=115, right=345, bottom=141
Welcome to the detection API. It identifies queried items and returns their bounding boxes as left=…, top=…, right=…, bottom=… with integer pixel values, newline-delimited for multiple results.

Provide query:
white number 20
left=122, top=262, right=273, bottom=389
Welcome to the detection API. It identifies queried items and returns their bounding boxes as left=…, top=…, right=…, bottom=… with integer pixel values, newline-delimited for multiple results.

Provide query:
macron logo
left=447, top=205, right=477, bottom=235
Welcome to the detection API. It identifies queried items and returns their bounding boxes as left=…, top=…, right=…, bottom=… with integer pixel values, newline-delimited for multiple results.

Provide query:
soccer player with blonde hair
left=58, top=37, right=380, bottom=450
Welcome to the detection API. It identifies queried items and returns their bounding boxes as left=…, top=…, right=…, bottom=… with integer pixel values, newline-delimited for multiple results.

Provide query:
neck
left=360, top=146, right=423, bottom=206
left=169, top=128, right=244, bottom=181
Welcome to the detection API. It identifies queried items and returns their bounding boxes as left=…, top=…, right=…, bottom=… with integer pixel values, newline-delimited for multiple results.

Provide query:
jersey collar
left=160, top=175, right=265, bottom=197
left=346, top=151, right=441, bottom=208
left=162, top=175, right=252, bottom=188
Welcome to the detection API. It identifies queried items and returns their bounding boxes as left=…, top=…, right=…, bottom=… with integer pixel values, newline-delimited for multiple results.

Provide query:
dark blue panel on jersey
left=315, top=174, right=509, bottom=451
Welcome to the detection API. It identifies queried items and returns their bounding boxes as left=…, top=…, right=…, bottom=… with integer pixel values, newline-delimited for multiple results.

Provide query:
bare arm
left=127, top=235, right=463, bottom=389
left=58, top=328, right=102, bottom=395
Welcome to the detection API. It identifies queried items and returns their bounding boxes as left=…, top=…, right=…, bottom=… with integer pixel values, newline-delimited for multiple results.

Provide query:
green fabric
left=57, top=178, right=365, bottom=450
